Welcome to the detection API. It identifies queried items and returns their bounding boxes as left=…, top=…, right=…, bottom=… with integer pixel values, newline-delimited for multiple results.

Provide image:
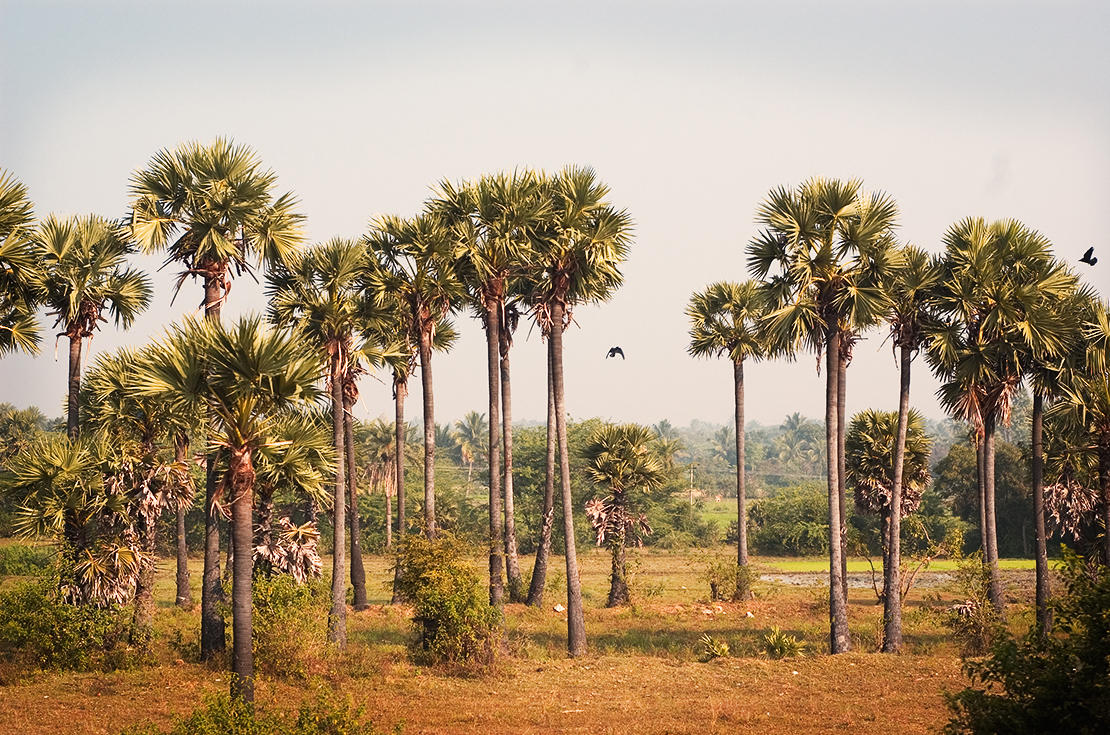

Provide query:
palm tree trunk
left=527, top=341, right=557, bottom=608
left=347, top=396, right=368, bottom=611
left=826, top=325, right=851, bottom=653
left=883, top=343, right=911, bottom=653
left=734, top=359, right=749, bottom=570
left=329, top=355, right=347, bottom=648
left=391, top=373, right=407, bottom=604
left=837, top=349, right=849, bottom=602
left=551, top=300, right=586, bottom=656
left=418, top=333, right=436, bottom=540
left=175, top=432, right=193, bottom=609
left=976, top=435, right=986, bottom=554
left=229, top=448, right=255, bottom=704
left=502, top=345, right=524, bottom=603
left=131, top=499, right=158, bottom=643
left=983, top=420, right=1003, bottom=611
left=200, top=271, right=226, bottom=659
left=483, top=294, right=504, bottom=605
left=1030, top=392, right=1051, bottom=635
left=66, top=333, right=81, bottom=440
left=607, top=535, right=629, bottom=607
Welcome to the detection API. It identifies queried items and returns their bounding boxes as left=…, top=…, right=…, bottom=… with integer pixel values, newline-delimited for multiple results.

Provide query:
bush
left=251, top=573, right=330, bottom=679
left=748, top=484, right=829, bottom=556
left=763, top=626, right=805, bottom=659
left=0, top=543, right=53, bottom=576
left=938, top=553, right=1001, bottom=657
left=944, top=550, right=1110, bottom=735
left=121, top=692, right=396, bottom=735
left=395, top=533, right=501, bottom=667
left=702, top=558, right=757, bottom=601
left=0, top=576, right=134, bottom=672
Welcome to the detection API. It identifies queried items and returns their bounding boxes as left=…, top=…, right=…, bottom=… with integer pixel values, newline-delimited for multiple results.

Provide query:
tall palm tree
left=364, top=212, right=464, bottom=540
left=879, top=244, right=941, bottom=651
left=129, top=137, right=305, bottom=658
left=0, top=169, right=41, bottom=357
left=32, top=215, right=152, bottom=439
left=138, top=315, right=321, bottom=703
left=454, top=411, right=489, bottom=492
left=435, top=170, right=547, bottom=605
left=747, top=177, right=899, bottom=653
left=529, top=166, right=632, bottom=655
left=687, top=280, right=767, bottom=575
left=583, top=424, right=667, bottom=607
left=526, top=337, right=560, bottom=608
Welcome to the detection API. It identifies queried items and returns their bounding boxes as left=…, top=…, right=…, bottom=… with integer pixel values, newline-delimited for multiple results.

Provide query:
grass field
left=0, top=545, right=1038, bottom=735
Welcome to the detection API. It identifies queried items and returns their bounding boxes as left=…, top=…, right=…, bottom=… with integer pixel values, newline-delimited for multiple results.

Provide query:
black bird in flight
left=1080, top=247, right=1098, bottom=266
left=606, top=346, right=625, bottom=360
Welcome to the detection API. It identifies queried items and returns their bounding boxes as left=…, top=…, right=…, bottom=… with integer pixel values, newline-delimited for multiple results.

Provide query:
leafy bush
left=748, top=484, right=829, bottom=556
left=251, top=573, right=330, bottom=679
left=944, top=550, right=1110, bottom=735
left=395, top=533, right=501, bottom=667
left=0, top=576, right=135, bottom=672
left=937, top=553, right=1001, bottom=657
left=121, top=692, right=396, bottom=735
left=699, top=633, right=729, bottom=661
left=702, top=557, right=757, bottom=602
left=0, top=542, right=53, bottom=576
left=763, top=626, right=805, bottom=659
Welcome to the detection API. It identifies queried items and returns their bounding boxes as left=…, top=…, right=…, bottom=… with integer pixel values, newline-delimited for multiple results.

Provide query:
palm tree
left=138, top=315, right=321, bottom=703
left=32, top=215, right=152, bottom=439
left=687, top=280, right=767, bottom=574
left=583, top=424, right=667, bottom=607
left=879, top=244, right=941, bottom=651
left=529, top=166, right=632, bottom=655
left=435, top=170, right=547, bottom=605
left=455, top=411, right=489, bottom=491
left=364, top=211, right=464, bottom=540
left=526, top=338, right=560, bottom=608
left=748, top=177, right=899, bottom=652
left=129, top=137, right=305, bottom=658
left=0, top=169, right=40, bottom=357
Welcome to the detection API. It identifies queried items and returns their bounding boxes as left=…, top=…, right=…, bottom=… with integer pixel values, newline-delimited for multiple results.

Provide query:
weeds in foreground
left=763, top=626, right=806, bottom=659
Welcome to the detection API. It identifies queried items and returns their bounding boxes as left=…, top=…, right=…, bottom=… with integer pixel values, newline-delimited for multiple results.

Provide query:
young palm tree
left=33, top=215, right=152, bottom=439
left=529, top=166, right=633, bottom=655
left=455, top=411, right=489, bottom=491
left=364, top=211, right=464, bottom=540
left=129, top=137, right=306, bottom=658
left=0, top=169, right=41, bottom=357
left=687, top=280, right=767, bottom=575
left=138, top=315, right=321, bottom=703
left=583, top=424, right=667, bottom=607
left=879, top=244, right=941, bottom=651
left=747, top=177, right=899, bottom=653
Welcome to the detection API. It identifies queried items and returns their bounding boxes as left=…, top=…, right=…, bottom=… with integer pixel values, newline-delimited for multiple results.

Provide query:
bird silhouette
left=606, top=346, right=625, bottom=360
left=1080, top=247, right=1097, bottom=266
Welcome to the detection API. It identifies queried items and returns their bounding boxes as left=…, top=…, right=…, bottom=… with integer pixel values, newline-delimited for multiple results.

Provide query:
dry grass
left=0, top=545, right=1031, bottom=735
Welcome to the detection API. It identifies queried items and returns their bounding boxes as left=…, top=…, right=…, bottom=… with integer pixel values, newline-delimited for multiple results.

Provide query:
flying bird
left=1080, top=247, right=1097, bottom=266
left=606, top=346, right=625, bottom=360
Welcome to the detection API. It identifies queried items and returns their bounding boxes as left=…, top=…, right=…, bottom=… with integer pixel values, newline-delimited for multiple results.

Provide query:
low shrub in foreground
left=251, top=573, right=330, bottom=679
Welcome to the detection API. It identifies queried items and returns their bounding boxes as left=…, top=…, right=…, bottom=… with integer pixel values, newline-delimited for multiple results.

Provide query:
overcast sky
left=1, top=0, right=1108, bottom=431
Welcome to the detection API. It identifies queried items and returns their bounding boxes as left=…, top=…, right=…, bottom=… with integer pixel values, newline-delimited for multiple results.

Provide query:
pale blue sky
left=2, top=1, right=1108, bottom=429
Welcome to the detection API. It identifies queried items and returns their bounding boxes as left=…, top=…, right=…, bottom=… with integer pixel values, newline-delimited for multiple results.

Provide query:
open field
left=0, top=546, right=1038, bottom=735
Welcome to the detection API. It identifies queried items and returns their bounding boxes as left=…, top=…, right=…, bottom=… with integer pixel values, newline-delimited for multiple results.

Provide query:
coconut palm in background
left=748, top=177, right=899, bottom=653
left=0, top=169, right=41, bottom=357
left=129, top=137, right=306, bottom=658
left=32, top=214, right=152, bottom=440
left=687, top=280, right=768, bottom=579
left=529, top=165, right=632, bottom=655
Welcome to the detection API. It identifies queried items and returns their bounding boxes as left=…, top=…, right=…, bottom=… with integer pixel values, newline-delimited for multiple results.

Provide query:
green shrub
left=939, top=553, right=1001, bottom=657
left=0, top=576, right=134, bottom=672
left=763, top=626, right=806, bottom=659
left=699, top=633, right=730, bottom=661
left=121, top=692, right=396, bottom=735
left=702, top=558, right=758, bottom=601
left=251, top=573, right=330, bottom=679
left=0, top=543, right=53, bottom=576
left=395, top=533, right=500, bottom=667
left=945, top=549, right=1110, bottom=734
left=748, top=484, right=830, bottom=556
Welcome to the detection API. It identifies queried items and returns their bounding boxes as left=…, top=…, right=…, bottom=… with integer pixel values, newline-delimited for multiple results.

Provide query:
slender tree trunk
left=418, top=333, right=436, bottom=540
left=983, top=420, right=1003, bottom=611
left=200, top=272, right=226, bottom=659
left=734, top=359, right=749, bottom=573
left=551, top=300, right=586, bottom=656
left=175, top=432, right=193, bottom=609
left=837, top=349, right=849, bottom=602
left=329, top=355, right=347, bottom=648
left=527, top=341, right=557, bottom=608
left=502, top=345, right=524, bottom=602
left=826, top=325, right=851, bottom=653
left=347, top=395, right=368, bottom=610
left=131, top=498, right=158, bottom=643
left=384, top=485, right=393, bottom=551
left=229, top=448, right=255, bottom=704
left=391, top=374, right=407, bottom=604
left=883, top=343, right=911, bottom=653
left=66, top=333, right=81, bottom=440
left=607, top=535, right=629, bottom=607
left=977, top=435, right=987, bottom=554
left=483, top=293, right=504, bottom=605
left=1031, top=392, right=1051, bottom=635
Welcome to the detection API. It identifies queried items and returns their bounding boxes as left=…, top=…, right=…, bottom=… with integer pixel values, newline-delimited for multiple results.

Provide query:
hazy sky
left=2, top=1, right=1108, bottom=430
